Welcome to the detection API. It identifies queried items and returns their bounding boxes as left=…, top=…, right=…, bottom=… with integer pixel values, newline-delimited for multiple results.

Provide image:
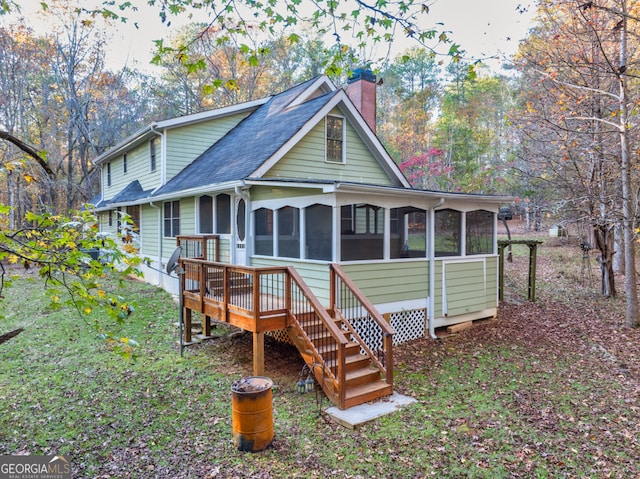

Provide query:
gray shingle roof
left=152, top=78, right=339, bottom=197
left=112, top=180, right=152, bottom=203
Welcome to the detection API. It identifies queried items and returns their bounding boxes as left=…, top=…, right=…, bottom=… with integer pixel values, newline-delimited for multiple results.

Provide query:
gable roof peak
left=285, top=75, right=337, bottom=110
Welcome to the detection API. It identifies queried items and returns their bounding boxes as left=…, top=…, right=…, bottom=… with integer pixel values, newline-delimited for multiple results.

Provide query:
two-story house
left=92, top=70, right=510, bottom=360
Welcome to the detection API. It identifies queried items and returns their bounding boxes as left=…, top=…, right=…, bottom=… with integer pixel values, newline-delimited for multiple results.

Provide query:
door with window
left=235, top=198, right=247, bottom=265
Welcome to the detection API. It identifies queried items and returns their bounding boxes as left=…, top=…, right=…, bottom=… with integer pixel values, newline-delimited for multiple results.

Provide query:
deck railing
left=178, top=259, right=348, bottom=403
left=329, top=264, right=394, bottom=387
left=177, top=258, right=391, bottom=408
left=176, top=235, right=220, bottom=262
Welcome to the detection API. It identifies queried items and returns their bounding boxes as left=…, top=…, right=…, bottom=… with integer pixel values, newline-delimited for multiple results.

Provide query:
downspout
left=149, top=124, right=165, bottom=185
left=150, top=201, right=162, bottom=286
left=148, top=124, right=164, bottom=286
left=428, top=197, right=445, bottom=339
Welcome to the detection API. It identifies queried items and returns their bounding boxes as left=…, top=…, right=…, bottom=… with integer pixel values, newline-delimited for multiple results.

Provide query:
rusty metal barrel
left=231, top=377, right=274, bottom=452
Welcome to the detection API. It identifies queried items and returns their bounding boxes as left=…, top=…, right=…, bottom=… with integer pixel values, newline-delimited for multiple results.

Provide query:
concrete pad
left=325, top=393, right=418, bottom=429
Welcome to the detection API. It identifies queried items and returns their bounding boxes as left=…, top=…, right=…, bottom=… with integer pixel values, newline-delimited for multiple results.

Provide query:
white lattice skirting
left=266, top=308, right=427, bottom=348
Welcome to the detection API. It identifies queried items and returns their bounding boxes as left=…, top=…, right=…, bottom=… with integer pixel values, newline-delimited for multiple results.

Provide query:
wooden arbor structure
left=497, top=239, right=543, bottom=302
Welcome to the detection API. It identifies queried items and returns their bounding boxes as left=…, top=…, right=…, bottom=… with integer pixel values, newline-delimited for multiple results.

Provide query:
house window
left=305, top=204, right=332, bottom=261
left=163, top=200, right=180, bottom=237
left=199, top=195, right=213, bottom=234
left=106, top=162, right=111, bottom=187
left=277, top=206, right=300, bottom=258
left=340, top=204, right=383, bottom=261
left=150, top=138, right=157, bottom=172
left=435, top=209, right=461, bottom=257
left=123, top=153, right=128, bottom=174
left=254, top=208, right=273, bottom=255
left=326, top=116, right=344, bottom=163
left=390, top=207, right=426, bottom=259
left=466, top=210, right=494, bottom=255
left=108, top=210, right=113, bottom=227
left=216, top=193, right=231, bottom=234
left=122, top=205, right=140, bottom=243
left=127, top=205, right=140, bottom=232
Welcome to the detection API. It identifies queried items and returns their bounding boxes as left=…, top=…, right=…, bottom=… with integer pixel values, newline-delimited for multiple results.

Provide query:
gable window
left=216, top=194, right=231, bottom=234
left=123, top=153, right=128, bottom=174
left=435, top=209, right=461, bottom=257
left=277, top=206, right=300, bottom=258
left=150, top=138, right=157, bottom=172
left=326, top=116, right=345, bottom=163
left=163, top=200, right=180, bottom=237
left=466, top=210, right=494, bottom=255
left=199, top=195, right=213, bottom=234
left=106, top=162, right=111, bottom=187
left=254, top=208, right=273, bottom=256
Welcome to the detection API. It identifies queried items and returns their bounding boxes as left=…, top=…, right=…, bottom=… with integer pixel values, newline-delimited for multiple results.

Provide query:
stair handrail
left=286, top=266, right=349, bottom=406
left=333, top=308, right=387, bottom=378
left=329, top=263, right=394, bottom=386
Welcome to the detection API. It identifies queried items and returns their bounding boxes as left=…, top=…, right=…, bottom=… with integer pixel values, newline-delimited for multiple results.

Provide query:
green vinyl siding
left=103, top=142, right=161, bottom=198
left=140, top=204, right=159, bottom=258
left=441, top=258, right=498, bottom=317
left=98, top=211, right=119, bottom=237
left=164, top=112, right=250, bottom=181
left=249, top=258, right=331, bottom=304
left=218, top=237, right=231, bottom=263
left=341, top=261, right=429, bottom=305
left=484, top=256, right=498, bottom=309
left=265, top=115, right=393, bottom=185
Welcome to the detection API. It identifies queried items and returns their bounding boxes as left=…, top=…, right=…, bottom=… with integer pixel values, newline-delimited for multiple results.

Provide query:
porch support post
left=253, top=331, right=265, bottom=376
left=498, top=242, right=507, bottom=302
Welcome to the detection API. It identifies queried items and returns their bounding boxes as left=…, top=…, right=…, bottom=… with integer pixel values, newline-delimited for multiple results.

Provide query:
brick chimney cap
left=347, top=68, right=376, bottom=84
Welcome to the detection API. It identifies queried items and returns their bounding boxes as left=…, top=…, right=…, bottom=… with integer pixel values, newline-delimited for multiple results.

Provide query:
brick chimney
left=347, top=68, right=377, bottom=134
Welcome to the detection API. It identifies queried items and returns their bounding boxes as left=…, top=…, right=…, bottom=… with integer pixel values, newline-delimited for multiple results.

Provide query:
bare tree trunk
left=618, top=0, right=639, bottom=327
left=613, top=224, right=625, bottom=274
left=594, top=223, right=616, bottom=297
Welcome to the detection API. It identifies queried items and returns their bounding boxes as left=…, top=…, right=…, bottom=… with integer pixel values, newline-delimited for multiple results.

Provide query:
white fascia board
left=147, top=180, right=243, bottom=204
left=286, top=76, right=336, bottom=109
left=243, top=179, right=335, bottom=191
left=333, top=183, right=514, bottom=208
left=155, top=97, right=269, bottom=129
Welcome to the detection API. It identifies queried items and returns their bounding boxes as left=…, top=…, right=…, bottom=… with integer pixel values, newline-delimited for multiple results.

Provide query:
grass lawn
left=1, top=234, right=639, bottom=478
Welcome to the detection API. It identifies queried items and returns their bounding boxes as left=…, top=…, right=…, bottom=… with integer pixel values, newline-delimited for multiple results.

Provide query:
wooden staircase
left=286, top=266, right=394, bottom=410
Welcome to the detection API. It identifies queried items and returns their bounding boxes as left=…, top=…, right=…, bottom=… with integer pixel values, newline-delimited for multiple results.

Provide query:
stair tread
left=316, top=341, right=360, bottom=354
left=345, top=367, right=381, bottom=381
left=344, top=381, right=393, bottom=400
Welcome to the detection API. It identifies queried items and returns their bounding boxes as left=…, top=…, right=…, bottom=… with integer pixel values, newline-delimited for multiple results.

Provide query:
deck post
left=253, top=331, right=265, bottom=376
left=183, top=307, right=192, bottom=343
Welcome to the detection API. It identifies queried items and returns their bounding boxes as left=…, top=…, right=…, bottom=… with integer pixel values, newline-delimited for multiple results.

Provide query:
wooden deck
left=176, top=245, right=395, bottom=410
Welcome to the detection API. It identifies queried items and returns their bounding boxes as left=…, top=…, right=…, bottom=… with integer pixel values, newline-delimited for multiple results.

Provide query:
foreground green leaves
left=0, top=205, right=142, bottom=356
